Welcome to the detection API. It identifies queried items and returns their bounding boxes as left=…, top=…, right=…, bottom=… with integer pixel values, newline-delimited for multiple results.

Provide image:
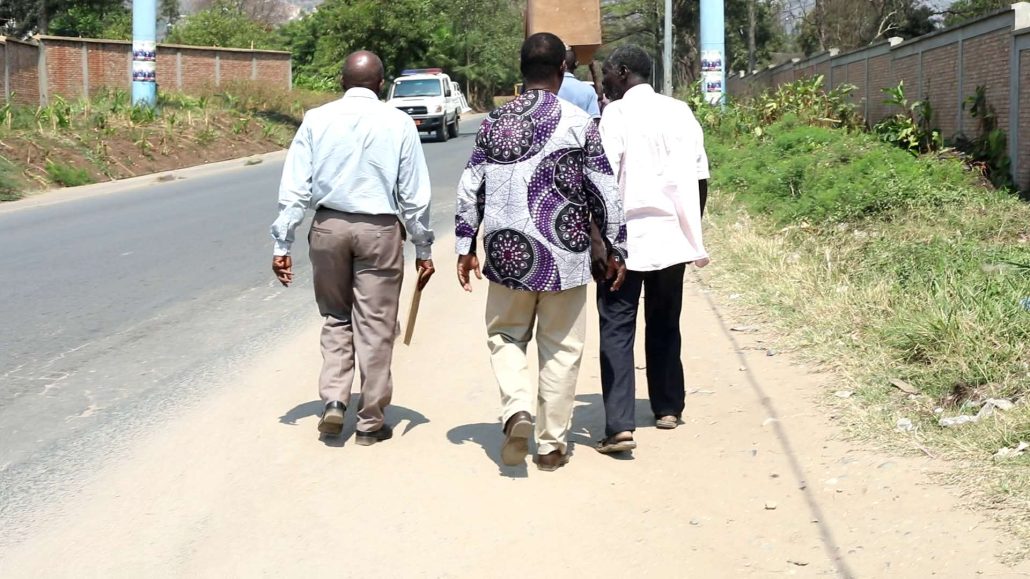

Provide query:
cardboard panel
left=527, top=0, right=601, bottom=58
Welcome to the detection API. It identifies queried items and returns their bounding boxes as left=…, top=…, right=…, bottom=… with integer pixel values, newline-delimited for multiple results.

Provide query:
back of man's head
left=564, top=49, right=578, bottom=72
left=605, top=45, right=652, bottom=81
left=341, top=50, right=385, bottom=92
left=521, top=33, right=566, bottom=84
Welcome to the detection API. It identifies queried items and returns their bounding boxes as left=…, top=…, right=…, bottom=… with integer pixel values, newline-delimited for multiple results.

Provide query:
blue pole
left=131, top=0, right=157, bottom=107
left=700, top=0, right=725, bottom=105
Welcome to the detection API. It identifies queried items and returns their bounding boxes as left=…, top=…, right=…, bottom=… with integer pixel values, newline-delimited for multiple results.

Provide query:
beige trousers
left=485, top=282, right=587, bottom=456
left=308, top=209, right=404, bottom=433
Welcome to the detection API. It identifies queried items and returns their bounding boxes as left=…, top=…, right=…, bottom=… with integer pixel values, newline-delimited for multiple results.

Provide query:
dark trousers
left=597, top=263, right=686, bottom=437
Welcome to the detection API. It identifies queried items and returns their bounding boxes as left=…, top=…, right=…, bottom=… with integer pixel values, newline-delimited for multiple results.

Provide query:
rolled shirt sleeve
left=396, top=120, right=435, bottom=260
left=270, top=117, right=314, bottom=256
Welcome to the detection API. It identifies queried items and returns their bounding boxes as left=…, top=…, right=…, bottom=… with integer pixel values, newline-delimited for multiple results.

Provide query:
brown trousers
left=308, top=209, right=404, bottom=433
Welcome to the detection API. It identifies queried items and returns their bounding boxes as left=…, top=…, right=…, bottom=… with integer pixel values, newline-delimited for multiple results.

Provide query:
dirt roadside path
left=1, top=236, right=1027, bottom=577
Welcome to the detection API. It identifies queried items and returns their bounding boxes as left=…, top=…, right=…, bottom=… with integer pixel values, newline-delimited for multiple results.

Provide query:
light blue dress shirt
left=271, top=87, right=434, bottom=259
left=558, top=72, right=601, bottom=119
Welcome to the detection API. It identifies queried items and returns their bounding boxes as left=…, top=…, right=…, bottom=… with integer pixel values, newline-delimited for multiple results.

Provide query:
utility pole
left=700, top=0, right=726, bottom=105
left=662, top=0, right=672, bottom=96
left=132, top=0, right=157, bottom=107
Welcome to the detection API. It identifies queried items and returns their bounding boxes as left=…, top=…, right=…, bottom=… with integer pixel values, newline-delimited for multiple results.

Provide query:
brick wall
left=726, top=4, right=1030, bottom=192
left=86, top=41, right=129, bottom=96
left=1, top=36, right=291, bottom=106
left=1019, top=48, right=1030, bottom=191
left=5, top=39, right=40, bottom=106
left=866, top=54, right=892, bottom=123
left=44, top=39, right=87, bottom=100
left=960, top=29, right=1010, bottom=135
left=924, top=43, right=959, bottom=137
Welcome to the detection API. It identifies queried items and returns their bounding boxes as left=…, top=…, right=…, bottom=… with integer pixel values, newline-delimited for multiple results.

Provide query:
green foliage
left=943, top=0, right=1010, bottom=26
left=797, top=0, right=938, bottom=55
left=45, top=161, right=93, bottom=187
left=703, top=97, right=1030, bottom=445
left=955, top=85, right=1014, bottom=191
left=711, top=117, right=969, bottom=224
left=873, top=81, right=943, bottom=154
left=281, top=0, right=522, bottom=107
left=699, top=76, right=860, bottom=140
left=165, top=0, right=282, bottom=49
left=48, top=4, right=131, bottom=39
left=0, top=157, right=23, bottom=201
left=36, top=96, right=73, bottom=132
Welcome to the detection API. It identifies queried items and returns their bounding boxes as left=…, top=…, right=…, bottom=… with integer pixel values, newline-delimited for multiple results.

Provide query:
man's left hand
left=415, top=259, right=435, bottom=291
left=606, top=254, right=626, bottom=291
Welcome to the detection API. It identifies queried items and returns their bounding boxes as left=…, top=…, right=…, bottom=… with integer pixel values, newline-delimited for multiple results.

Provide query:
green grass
left=45, top=161, right=94, bottom=187
left=700, top=115, right=1030, bottom=556
left=0, top=157, right=23, bottom=201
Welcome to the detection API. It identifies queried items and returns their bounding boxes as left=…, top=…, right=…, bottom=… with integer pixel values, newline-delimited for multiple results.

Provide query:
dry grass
left=699, top=190, right=1030, bottom=560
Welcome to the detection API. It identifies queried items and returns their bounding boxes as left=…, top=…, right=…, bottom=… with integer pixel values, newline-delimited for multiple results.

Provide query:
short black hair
left=521, top=32, right=566, bottom=83
left=565, top=49, right=578, bottom=71
left=605, top=45, right=652, bottom=80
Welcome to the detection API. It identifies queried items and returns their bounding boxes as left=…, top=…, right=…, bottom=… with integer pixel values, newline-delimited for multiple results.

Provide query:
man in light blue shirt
left=270, top=51, right=435, bottom=446
left=558, top=49, right=601, bottom=119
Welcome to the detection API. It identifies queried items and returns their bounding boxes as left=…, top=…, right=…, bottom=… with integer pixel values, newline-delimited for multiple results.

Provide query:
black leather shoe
left=318, top=401, right=346, bottom=436
left=501, top=411, right=532, bottom=466
left=355, top=424, right=393, bottom=446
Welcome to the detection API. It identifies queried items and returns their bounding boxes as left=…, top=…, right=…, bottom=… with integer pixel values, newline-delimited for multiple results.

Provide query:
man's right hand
left=272, top=255, right=293, bottom=287
left=457, top=254, right=482, bottom=292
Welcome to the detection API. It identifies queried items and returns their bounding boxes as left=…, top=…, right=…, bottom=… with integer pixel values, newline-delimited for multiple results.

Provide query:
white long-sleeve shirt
left=599, top=83, right=709, bottom=271
left=270, top=87, right=434, bottom=259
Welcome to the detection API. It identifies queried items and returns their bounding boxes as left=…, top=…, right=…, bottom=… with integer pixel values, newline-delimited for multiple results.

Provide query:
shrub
left=45, top=161, right=94, bottom=187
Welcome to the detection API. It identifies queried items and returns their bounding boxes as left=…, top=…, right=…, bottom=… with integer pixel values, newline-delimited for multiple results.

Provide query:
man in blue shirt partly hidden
left=558, top=48, right=601, bottom=120
left=271, top=51, right=436, bottom=446
left=455, top=32, right=627, bottom=472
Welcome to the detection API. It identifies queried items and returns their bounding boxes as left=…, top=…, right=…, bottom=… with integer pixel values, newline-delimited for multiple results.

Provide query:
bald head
left=341, top=50, right=385, bottom=92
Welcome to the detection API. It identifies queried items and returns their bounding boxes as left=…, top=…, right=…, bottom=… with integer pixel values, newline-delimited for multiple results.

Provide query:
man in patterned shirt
left=454, top=32, right=627, bottom=472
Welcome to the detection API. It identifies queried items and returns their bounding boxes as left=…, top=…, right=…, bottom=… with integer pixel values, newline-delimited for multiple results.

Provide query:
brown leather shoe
left=535, top=450, right=570, bottom=472
left=501, top=411, right=532, bottom=466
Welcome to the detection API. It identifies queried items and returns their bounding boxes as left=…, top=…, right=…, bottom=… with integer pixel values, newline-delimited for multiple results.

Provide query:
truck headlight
left=434, top=105, right=443, bottom=113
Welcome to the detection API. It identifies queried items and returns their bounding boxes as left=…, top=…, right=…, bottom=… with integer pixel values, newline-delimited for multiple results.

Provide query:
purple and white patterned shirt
left=455, top=89, right=627, bottom=292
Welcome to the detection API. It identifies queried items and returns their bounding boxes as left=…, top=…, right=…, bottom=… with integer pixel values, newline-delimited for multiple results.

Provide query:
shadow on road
left=446, top=422, right=529, bottom=479
left=568, top=393, right=657, bottom=461
left=279, top=396, right=430, bottom=448
left=692, top=272, right=857, bottom=578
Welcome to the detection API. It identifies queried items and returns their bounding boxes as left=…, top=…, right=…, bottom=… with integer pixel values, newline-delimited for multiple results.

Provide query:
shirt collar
left=343, top=87, right=379, bottom=100
left=624, top=83, right=655, bottom=99
left=563, top=72, right=576, bottom=78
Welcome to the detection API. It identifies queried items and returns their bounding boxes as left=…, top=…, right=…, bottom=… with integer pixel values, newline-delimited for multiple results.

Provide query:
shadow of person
left=446, top=422, right=529, bottom=479
left=569, top=393, right=655, bottom=461
left=279, top=395, right=429, bottom=448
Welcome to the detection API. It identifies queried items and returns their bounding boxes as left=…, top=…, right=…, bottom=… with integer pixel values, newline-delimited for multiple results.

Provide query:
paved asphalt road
left=0, top=116, right=483, bottom=542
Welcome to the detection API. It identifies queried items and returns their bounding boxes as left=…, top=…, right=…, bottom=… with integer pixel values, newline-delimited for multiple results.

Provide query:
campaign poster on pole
left=132, top=41, right=157, bottom=83
left=700, top=49, right=723, bottom=104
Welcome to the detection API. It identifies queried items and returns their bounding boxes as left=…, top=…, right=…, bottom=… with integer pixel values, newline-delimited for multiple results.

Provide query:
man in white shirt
left=270, top=51, right=436, bottom=445
left=593, top=44, right=710, bottom=454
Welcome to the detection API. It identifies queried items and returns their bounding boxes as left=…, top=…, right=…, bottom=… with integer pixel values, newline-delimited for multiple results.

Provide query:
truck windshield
left=392, top=79, right=442, bottom=98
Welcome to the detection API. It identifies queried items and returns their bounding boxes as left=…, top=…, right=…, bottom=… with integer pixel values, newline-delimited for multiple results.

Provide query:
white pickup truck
left=387, top=68, right=469, bottom=142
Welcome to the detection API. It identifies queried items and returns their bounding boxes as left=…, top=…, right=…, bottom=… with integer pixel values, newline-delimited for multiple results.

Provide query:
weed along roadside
left=690, top=79, right=1030, bottom=558
left=0, top=84, right=332, bottom=201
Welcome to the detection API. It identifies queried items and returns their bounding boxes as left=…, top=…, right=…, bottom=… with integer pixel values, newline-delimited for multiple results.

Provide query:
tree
left=165, top=0, right=281, bottom=49
left=1, top=0, right=125, bottom=37
left=191, top=0, right=291, bottom=27
left=798, top=0, right=937, bottom=54
left=48, top=3, right=131, bottom=39
left=942, top=0, right=1008, bottom=26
